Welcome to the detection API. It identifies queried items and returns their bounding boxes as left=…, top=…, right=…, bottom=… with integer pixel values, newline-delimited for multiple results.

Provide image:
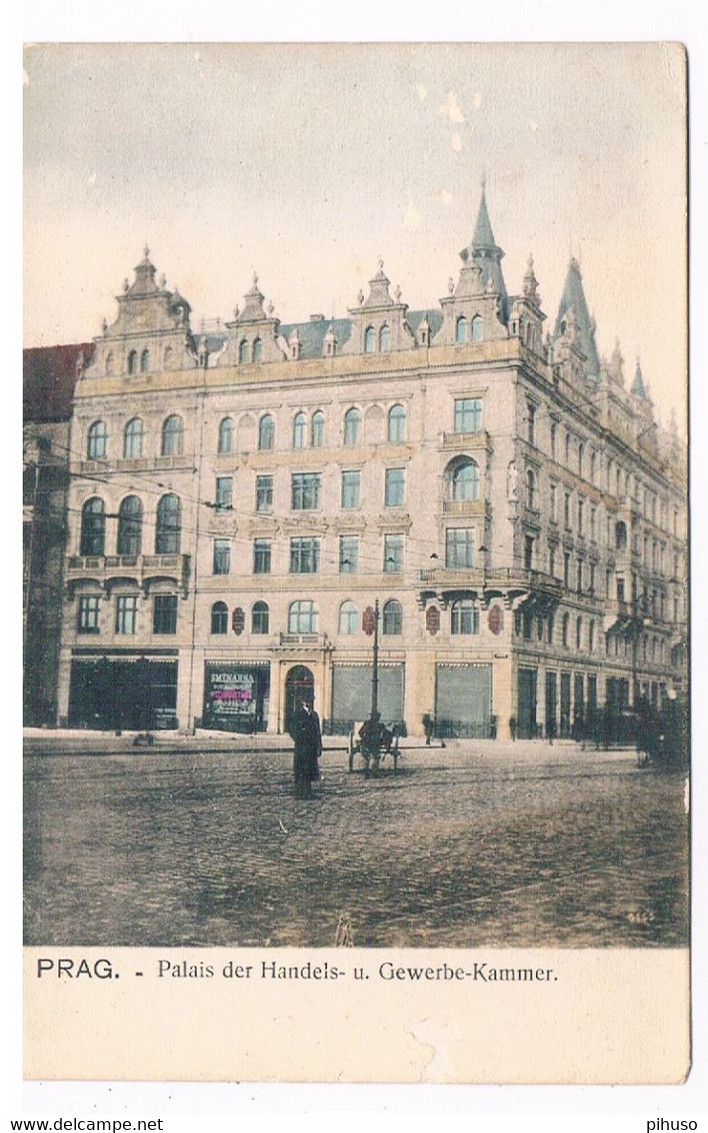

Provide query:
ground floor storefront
left=59, top=645, right=680, bottom=742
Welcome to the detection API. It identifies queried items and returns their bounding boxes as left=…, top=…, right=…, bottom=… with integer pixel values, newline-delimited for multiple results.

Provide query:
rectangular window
left=549, top=546, right=556, bottom=577
left=115, top=594, right=139, bottom=635
left=215, top=476, right=233, bottom=510
left=77, top=595, right=100, bottom=634
left=524, top=536, right=534, bottom=570
left=564, top=552, right=570, bottom=589
left=527, top=402, right=536, bottom=446
left=590, top=506, right=597, bottom=540
left=577, top=499, right=584, bottom=535
left=291, top=472, right=321, bottom=510
left=153, top=594, right=178, bottom=634
left=255, top=474, right=273, bottom=513
left=290, top=537, right=320, bottom=573
left=384, top=533, right=404, bottom=572
left=550, top=422, right=557, bottom=459
left=577, top=560, right=583, bottom=593
left=564, top=491, right=571, bottom=529
left=445, top=528, right=474, bottom=569
left=453, top=398, right=482, bottom=434
left=341, top=470, right=361, bottom=509
left=213, top=539, right=230, bottom=575
left=384, top=467, right=405, bottom=508
left=253, top=539, right=271, bottom=574
left=589, top=562, right=596, bottom=594
left=339, top=535, right=359, bottom=573
left=550, top=483, right=557, bottom=521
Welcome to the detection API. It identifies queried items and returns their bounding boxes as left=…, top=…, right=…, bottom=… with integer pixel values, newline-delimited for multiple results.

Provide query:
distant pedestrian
left=422, top=713, right=434, bottom=746
left=546, top=717, right=556, bottom=745
left=289, top=700, right=322, bottom=797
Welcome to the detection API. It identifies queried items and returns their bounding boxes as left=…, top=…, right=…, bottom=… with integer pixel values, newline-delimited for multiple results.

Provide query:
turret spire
left=554, top=257, right=600, bottom=381
left=458, top=182, right=508, bottom=316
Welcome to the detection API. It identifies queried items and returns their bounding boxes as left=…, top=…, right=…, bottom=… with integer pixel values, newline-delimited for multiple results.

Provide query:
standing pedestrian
left=290, top=699, right=323, bottom=797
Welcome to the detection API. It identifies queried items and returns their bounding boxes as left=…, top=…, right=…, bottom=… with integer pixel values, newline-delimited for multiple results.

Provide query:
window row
left=87, top=415, right=185, bottom=460
left=218, top=458, right=480, bottom=516
left=515, top=608, right=599, bottom=653
left=79, top=494, right=181, bottom=557
left=86, top=397, right=485, bottom=462
left=104, top=346, right=180, bottom=377
left=210, top=599, right=404, bottom=636
left=77, top=593, right=178, bottom=635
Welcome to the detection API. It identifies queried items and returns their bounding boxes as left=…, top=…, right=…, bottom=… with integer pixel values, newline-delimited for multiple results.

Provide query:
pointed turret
left=459, top=183, right=508, bottom=315
left=631, top=357, right=647, bottom=399
left=554, top=258, right=600, bottom=382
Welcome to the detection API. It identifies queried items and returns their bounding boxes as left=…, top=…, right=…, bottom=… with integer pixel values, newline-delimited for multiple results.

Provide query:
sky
left=23, top=42, right=687, bottom=425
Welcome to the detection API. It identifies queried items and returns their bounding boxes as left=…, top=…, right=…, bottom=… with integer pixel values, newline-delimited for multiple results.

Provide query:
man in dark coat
left=290, top=700, right=322, bottom=797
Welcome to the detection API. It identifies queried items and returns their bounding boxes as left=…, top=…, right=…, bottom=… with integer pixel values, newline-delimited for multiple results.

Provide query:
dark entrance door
left=517, top=667, right=537, bottom=739
left=545, top=671, right=557, bottom=739
left=285, top=665, right=314, bottom=734
left=560, top=672, right=571, bottom=738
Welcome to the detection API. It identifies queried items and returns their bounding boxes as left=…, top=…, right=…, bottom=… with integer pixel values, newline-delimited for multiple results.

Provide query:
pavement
left=23, top=731, right=689, bottom=949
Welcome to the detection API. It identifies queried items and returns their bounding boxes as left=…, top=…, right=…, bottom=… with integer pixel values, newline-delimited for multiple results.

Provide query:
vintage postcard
left=23, top=41, right=689, bottom=1083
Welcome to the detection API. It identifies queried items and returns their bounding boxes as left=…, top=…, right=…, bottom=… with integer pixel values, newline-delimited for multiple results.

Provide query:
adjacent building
left=54, top=190, right=687, bottom=738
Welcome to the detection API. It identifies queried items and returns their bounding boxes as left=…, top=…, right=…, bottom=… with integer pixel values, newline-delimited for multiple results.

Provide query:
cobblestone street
left=23, top=732, right=689, bottom=948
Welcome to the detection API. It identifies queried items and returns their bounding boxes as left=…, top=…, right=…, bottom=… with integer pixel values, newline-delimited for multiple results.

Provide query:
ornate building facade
left=55, top=190, right=687, bottom=738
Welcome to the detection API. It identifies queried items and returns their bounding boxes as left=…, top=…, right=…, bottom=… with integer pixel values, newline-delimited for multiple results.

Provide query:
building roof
left=554, top=258, right=601, bottom=381
left=23, top=343, right=94, bottom=423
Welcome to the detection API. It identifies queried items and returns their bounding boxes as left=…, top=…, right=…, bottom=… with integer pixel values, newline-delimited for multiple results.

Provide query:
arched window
left=364, top=326, right=375, bottom=353
left=576, top=616, right=583, bottom=650
left=211, top=601, right=228, bottom=635
left=123, top=417, right=143, bottom=459
left=311, top=410, right=325, bottom=447
left=105, top=352, right=114, bottom=376
left=344, top=407, right=360, bottom=445
left=387, top=404, right=406, bottom=443
left=155, top=493, right=181, bottom=554
left=450, top=458, right=480, bottom=501
left=87, top=420, right=107, bottom=459
left=80, top=497, right=105, bottom=556
left=471, top=315, right=483, bottom=342
left=455, top=316, right=467, bottom=345
left=338, top=600, right=358, bottom=635
left=238, top=339, right=249, bottom=364
left=252, top=600, right=269, bottom=635
left=288, top=600, right=318, bottom=634
left=562, top=612, right=570, bottom=647
left=140, top=349, right=149, bottom=373
left=379, top=324, right=391, bottom=352
left=526, top=469, right=536, bottom=509
left=451, top=598, right=479, bottom=635
left=161, top=415, right=183, bottom=456
left=252, top=338, right=262, bottom=363
left=127, top=350, right=137, bottom=375
left=293, top=412, right=307, bottom=449
left=163, top=346, right=173, bottom=370
left=258, top=414, right=275, bottom=451
left=218, top=417, right=234, bottom=454
left=382, top=598, right=402, bottom=636
left=117, top=495, right=142, bottom=556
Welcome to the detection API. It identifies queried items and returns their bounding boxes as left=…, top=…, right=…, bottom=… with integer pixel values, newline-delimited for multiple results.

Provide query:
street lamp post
left=362, top=598, right=381, bottom=776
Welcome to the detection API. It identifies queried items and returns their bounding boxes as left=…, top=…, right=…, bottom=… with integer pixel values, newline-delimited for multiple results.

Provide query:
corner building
left=57, top=191, right=687, bottom=739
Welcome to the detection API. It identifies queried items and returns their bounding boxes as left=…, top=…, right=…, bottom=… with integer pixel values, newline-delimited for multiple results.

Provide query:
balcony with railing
left=440, top=429, right=492, bottom=451
left=65, top=553, right=191, bottom=597
left=278, top=632, right=330, bottom=648
left=418, top=564, right=562, bottom=608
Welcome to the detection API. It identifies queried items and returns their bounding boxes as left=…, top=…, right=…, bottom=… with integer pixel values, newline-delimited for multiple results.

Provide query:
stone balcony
left=277, top=632, right=331, bottom=649
left=65, top=553, right=191, bottom=598
left=440, top=429, right=492, bottom=451
left=441, top=498, right=490, bottom=518
left=418, top=565, right=562, bottom=611
left=72, top=455, right=195, bottom=476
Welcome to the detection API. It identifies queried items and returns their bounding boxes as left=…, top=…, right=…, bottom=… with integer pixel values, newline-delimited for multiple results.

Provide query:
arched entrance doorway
left=284, top=665, right=315, bottom=734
